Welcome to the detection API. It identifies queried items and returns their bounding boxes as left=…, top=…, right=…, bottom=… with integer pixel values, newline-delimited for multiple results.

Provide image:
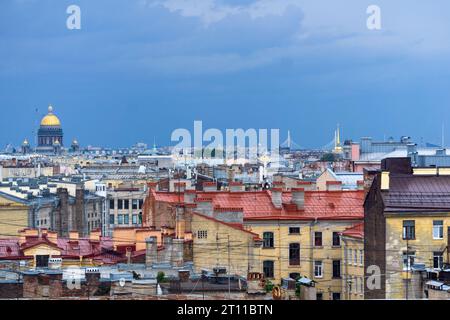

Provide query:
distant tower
left=287, top=130, right=292, bottom=149
left=21, top=139, right=31, bottom=154
left=71, top=139, right=80, bottom=152
left=333, top=124, right=343, bottom=154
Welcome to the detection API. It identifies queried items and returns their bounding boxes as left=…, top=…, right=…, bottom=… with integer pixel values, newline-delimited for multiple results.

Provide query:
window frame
left=263, top=260, right=274, bottom=279
left=433, top=220, right=444, bottom=240
left=332, top=231, right=340, bottom=247
left=263, top=232, right=274, bottom=248
left=314, top=232, right=323, bottom=247
left=288, top=243, right=300, bottom=266
left=314, top=260, right=323, bottom=278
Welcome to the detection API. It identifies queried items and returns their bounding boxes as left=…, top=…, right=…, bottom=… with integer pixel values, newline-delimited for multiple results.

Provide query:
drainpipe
left=309, top=218, right=318, bottom=280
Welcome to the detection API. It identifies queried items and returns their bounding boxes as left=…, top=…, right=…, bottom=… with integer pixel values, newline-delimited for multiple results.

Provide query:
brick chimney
left=297, top=181, right=315, bottom=191
left=145, top=236, right=158, bottom=267
left=213, top=207, right=244, bottom=224
left=326, top=181, right=342, bottom=191
left=273, top=181, right=285, bottom=191
left=195, top=198, right=214, bottom=216
left=175, top=206, right=186, bottom=239
left=357, top=180, right=364, bottom=191
left=291, top=188, right=305, bottom=210
left=203, top=181, right=217, bottom=192
left=229, top=181, right=245, bottom=192
left=271, top=188, right=282, bottom=208
left=174, top=182, right=186, bottom=193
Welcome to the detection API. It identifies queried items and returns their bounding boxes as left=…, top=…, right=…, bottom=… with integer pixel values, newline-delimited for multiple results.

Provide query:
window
left=332, top=232, right=340, bottom=246
left=433, top=220, right=444, bottom=239
left=118, top=214, right=124, bottom=225
left=289, top=272, right=300, bottom=280
left=402, top=251, right=415, bottom=270
left=344, top=247, right=347, bottom=265
left=124, top=214, right=129, bottom=225
left=132, top=214, right=138, bottom=224
left=434, top=252, right=443, bottom=269
left=263, top=261, right=274, bottom=278
left=332, top=292, right=341, bottom=300
left=118, top=200, right=123, bottom=210
left=355, top=277, right=359, bottom=293
left=354, top=249, right=357, bottom=265
left=316, top=293, right=323, bottom=300
left=289, top=227, right=300, bottom=235
left=109, top=199, right=115, bottom=210
left=289, top=243, right=300, bottom=266
left=314, top=232, right=322, bottom=247
left=359, top=250, right=363, bottom=266
left=132, top=199, right=138, bottom=210
left=314, top=260, right=323, bottom=278
left=332, top=260, right=341, bottom=278
left=139, top=199, right=143, bottom=209
left=139, top=213, right=142, bottom=225
left=109, top=215, right=115, bottom=224
left=348, top=249, right=352, bottom=265
left=402, top=220, right=415, bottom=240
left=36, top=255, right=49, bottom=268
left=263, top=232, right=274, bottom=248
left=124, top=200, right=129, bottom=210
left=198, top=230, right=208, bottom=239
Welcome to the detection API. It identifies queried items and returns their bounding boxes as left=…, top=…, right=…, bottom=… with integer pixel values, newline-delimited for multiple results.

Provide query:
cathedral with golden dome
left=36, top=105, right=64, bottom=154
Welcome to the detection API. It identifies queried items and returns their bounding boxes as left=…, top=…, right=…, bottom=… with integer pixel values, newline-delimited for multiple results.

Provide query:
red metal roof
left=151, top=189, right=364, bottom=221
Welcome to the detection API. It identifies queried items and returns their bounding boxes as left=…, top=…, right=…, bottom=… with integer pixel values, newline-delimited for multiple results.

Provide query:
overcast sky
left=1, top=0, right=450, bottom=148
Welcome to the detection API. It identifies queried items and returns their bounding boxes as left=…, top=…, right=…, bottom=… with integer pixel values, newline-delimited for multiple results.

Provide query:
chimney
left=171, top=239, right=184, bottom=267
left=195, top=198, right=214, bottom=216
left=326, top=181, right=342, bottom=191
left=145, top=236, right=158, bottom=267
left=89, top=229, right=101, bottom=242
left=203, top=181, right=217, bottom=192
left=147, top=181, right=159, bottom=191
left=160, top=236, right=173, bottom=264
left=213, top=207, right=244, bottom=224
left=291, top=188, right=305, bottom=210
left=357, top=180, right=364, bottom=191
left=297, top=181, right=315, bottom=191
left=229, top=181, right=245, bottom=192
left=69, top=231, right=79, bottom=242
left=56, top=188, right=69, bottom=237
left=381, top=171, right=390, bottom=190
left=174, top=182, right=186, bottom=193
left=184, top=189, right=196, bottom=204
left=47, top=231, right=58, bottom=244
left=175, top=206, right=186, bottom=239
left=271, top=188, right=282, bottom=208
left=272, top=181, right=285, bottom=191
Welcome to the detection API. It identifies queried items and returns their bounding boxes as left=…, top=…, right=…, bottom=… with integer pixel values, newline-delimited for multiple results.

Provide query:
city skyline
left=2, top=0, right=450, bottom=148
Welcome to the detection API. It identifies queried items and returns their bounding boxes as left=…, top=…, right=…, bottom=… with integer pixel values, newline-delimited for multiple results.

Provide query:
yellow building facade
left=191, top=212, right=262, bottom=277
left=385, top=214, right=450, bottom=300
left=245, top=219, right=362, bottom=300
left=0, top=194, right=29, bottom=237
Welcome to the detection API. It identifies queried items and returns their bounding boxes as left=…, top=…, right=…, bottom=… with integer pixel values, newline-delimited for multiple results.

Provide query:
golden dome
left=40, top=105, right=61, bottom=127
